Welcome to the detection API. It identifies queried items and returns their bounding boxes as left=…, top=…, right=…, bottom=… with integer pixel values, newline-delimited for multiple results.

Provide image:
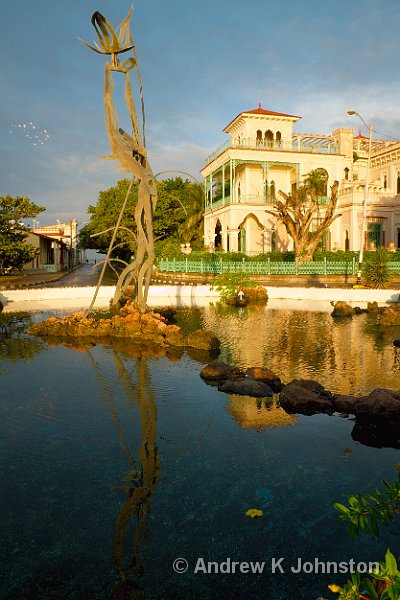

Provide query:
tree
left=265, top=169, right=340, bottom=261
left=0, top=195, right=45, bottom=274
left=79, top=177, right=204, bottom=260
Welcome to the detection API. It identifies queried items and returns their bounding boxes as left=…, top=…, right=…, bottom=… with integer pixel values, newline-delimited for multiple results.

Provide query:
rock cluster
left=28, top=302, right=220, bottom=352
left=331, top=300, right=400, bottom=325
left=200, top=361, right=400, bottom=448
left=280, top=380, right=400, bottom=418
left=200, top=362, right=283, bottom=398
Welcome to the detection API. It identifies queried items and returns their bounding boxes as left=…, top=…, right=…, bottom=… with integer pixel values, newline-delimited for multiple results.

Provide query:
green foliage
left=334, top=470, right=400, bottom=539
left=0, top=195, right=45, bottom=274
left=364, top=247, right=391, bottom=289
left=79, top=177, right=204, bottom=260
left=210, top=272, right=257, bottom=303
left=329, top=549, right=400, bottom=600
left=155, top=237, right=182, bottom=259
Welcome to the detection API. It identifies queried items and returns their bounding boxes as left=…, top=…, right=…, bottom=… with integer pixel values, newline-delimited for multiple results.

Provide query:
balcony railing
left=205, top=194, right=276, bottom=212
left=204, top=194, right=328, bottom=212
left=205, top=136, right=340, bottom=165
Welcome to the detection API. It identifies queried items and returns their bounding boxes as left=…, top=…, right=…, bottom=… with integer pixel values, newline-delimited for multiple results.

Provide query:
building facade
left=31, top=220, right=79, bottom=268
left=25, top=232, right=69, bottom=272
left=201, top=104, right=400, bottom=254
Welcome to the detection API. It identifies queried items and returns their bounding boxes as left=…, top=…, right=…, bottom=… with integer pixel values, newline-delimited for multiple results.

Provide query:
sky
left=1, top=0, right=400, bottom=225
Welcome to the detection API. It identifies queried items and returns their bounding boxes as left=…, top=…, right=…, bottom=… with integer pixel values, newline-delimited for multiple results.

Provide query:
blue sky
left=1, top=0, right=400, bottom=225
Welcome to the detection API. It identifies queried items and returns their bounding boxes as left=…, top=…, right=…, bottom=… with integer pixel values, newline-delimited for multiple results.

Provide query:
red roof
left=244, top=103, right=301, bottom=119
left=224, top=103, right=301, bottom=132
left=354, top=130, right=368, bottom=139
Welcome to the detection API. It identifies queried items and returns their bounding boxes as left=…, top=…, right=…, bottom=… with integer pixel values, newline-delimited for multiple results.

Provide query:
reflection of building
left=202, top=104, right=400, bottom=254
left=25, top=231, right=69, bottom=272
left=31, top=220, right=78, bottom=268
left=227, top=395, right=297, bottom=430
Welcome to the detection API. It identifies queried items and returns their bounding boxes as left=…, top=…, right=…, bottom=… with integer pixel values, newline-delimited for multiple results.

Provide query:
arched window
left=344, top=167, right=349, bottom=180
left=256, top=129, right=263, bottom=145
left=215, top=220, right=222, bottom=249
left=276, top=131, right=282, bottom=145
left=345, top=230, right=350, bottom=251
left=264, top=130, right=274, bottom=147
left=384, top=175, right=387, bottom=189
left=397, top=173, right=400, bottom=194
left=270, top=180, right=276, bottom=199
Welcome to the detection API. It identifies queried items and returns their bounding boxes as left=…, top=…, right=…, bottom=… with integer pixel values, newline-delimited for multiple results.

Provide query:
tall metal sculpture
left=81, top=6, right=157, bottom=314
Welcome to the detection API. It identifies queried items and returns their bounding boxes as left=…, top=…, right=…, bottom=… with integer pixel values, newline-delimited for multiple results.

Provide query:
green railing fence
left=158, top=258, right=400, bottom=276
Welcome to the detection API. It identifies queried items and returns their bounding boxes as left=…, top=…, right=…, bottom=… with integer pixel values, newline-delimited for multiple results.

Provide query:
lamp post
left=347, top=110, right=373, bottom=283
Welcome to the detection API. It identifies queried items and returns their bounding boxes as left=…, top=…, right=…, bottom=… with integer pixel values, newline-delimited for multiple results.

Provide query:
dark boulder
left=331, top=302, right=354, bottom=318
left=0, top=299, right=3, bottom=314
left=279, top=379, right=334, bottom=415
left=200, top=361, right=238, bottom=381
left=352, top=388, right=400, bottom=418
left=246, top=367, right=283, bottom=392
left=394, top=339, right=400, bottom=347
left=218, top=378, right=274, bottom=397
left=333, top=394, right=358, bottom=413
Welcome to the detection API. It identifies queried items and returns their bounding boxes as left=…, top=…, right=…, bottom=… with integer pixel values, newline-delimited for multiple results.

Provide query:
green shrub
left=364, top=247, right=391, bottom=288
left=210, top=272, right=258, bottom=303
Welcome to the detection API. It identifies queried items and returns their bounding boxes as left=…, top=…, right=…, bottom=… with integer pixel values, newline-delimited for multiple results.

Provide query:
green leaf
left=386, top=549, right=398, bottom=576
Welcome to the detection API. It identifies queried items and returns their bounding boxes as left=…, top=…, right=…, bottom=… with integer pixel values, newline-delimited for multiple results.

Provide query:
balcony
left=204, top=136, right=340, bottom=166
left=205, top=193, right=330, bottom=213
left=205, top=194, right=276, bottom=213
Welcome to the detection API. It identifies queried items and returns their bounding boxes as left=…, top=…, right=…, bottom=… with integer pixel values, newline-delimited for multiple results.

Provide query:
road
left=48, top=263, right=118, bottom=287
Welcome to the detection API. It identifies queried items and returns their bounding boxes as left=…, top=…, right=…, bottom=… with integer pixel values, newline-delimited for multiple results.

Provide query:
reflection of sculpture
left=82, top=7, right=157, bottom=314
left=88, top=349, right=160, bottom=598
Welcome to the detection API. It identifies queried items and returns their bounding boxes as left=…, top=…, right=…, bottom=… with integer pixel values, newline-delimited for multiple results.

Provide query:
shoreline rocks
left=27, top=302, right=220, bottom=353
left=200, top=361, right=400, bottom=447
left=331, top=300, right=400, bottom=325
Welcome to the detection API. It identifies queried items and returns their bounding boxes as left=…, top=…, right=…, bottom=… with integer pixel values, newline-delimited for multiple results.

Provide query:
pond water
left=1, top=304, right=400, bottom=600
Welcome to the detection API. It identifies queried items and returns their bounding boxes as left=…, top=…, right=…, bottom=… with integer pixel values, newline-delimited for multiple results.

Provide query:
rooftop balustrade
left=204, top=136, right=340, bottom=166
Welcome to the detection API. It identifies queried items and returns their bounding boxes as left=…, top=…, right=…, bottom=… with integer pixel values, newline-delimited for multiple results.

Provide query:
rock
left=352, top=388, right=400, bottom=418
left=246, top=367, right=283, bottom=392
left=367, top=301, right=379, bottom=313
left=218, top=378, right=274, bottom=397
left=279, top=379, right=334, bottom=414
left=379, top=306, right=400, bottom=326
left=0, top=300, right=3, bottom=313
left=200, top=361, right=238, bottom=381
left=238, top=286, right=268, bottom=305
left=27, top=302, right=220, bottom=352
left=394, top=339, right=400, bottom=347
left=331, top=301, right=354, bottom=318
left=333, top=394, right=357, bottom=413
left=354, top=306, right=367, bottom=315
left=185, top=330, right=220, bottom=352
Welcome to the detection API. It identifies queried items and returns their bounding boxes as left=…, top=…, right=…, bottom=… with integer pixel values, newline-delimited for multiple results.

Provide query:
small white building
left=201, top=104, right=400, bottom=254
left=31, top=220, right=79, bottom=267
left=25, top=232, right=69, bottom=272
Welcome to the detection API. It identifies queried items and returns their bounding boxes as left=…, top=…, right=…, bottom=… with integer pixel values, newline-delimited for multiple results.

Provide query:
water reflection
left=88, top=348, right=160, bottom=599
left=200, top=305, right=400, bottom=395
left=227, top=395, right=298, bottom=431
left=0, top=312, right=44, bottom=366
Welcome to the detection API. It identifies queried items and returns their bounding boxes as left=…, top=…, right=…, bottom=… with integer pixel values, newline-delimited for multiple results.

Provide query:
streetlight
left=347, top=109, right=373, bottom=283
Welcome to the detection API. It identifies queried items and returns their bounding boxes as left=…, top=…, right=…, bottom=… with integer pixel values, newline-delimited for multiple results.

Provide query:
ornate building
left=201, top=104, right=400, bottom=254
